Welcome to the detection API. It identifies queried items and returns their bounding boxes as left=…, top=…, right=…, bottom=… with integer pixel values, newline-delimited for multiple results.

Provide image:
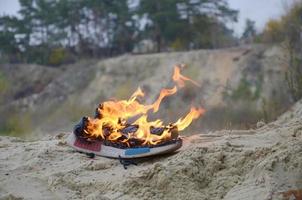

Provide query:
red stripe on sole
left=74, top=139, right=101, bottom=152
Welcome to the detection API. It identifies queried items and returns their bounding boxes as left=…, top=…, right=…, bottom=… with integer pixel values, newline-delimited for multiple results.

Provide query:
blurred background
left=0, top=0, right=301, bottom=138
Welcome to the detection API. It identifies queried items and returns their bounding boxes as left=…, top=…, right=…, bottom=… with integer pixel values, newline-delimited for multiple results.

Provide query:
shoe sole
left=66, top=133, right=182, bottom=159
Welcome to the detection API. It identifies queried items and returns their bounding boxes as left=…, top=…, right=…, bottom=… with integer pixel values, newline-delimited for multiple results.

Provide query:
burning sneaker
left=67, top=65, right=205, bottom=158
left=67, top=117, right=183, bottom=158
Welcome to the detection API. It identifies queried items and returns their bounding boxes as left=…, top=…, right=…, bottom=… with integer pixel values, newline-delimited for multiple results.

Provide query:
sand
left=0, top=100, right=302, bottom=200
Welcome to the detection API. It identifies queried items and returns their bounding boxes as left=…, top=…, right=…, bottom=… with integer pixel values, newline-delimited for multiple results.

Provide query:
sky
left=0, top=0, right=295, bottom=36
left=227, top=0, right=295, bottom=36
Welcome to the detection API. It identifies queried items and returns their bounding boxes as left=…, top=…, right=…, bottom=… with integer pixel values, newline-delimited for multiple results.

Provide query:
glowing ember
left=78, top=64, right=205, bottom=147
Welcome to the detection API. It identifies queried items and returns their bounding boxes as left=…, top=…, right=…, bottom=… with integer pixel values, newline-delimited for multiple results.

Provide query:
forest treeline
left=261, top=1, right=302, bottom=101
left=0, top=0, right=238, bottom=65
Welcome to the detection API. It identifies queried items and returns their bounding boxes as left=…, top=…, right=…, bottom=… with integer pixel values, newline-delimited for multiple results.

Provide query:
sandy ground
left=0, top=100, right=302, bottom=200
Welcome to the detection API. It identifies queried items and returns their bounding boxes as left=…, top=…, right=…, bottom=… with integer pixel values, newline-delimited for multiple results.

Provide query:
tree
left=283, top=2, right=302, bottom=101
left=0, top=16, right=21, bottom=62
left=241, top=19, right=256, bottom=42
left=109, top=1, right=137, bottom=54
left=262, top=19, right=284, bottom=43
left=261, top=1, right=302, bottom=101
left=136, top=0, right=238, bottom=52
left=17, top=0, right=37, bottom=57
left=0, top=0, right=238, bottom=64
left=136, top=0, right=181, bottom=52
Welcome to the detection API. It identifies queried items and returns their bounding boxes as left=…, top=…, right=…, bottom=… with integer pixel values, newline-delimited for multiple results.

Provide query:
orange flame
left=172, top=65, right=201, bottom=88
left=84, top=64, right=205, bottom=145
left=174, top=107, right=205, bottom=131
left=150, top=86, right=177, bottom=112
left=129, top=87, right=144, bottom=102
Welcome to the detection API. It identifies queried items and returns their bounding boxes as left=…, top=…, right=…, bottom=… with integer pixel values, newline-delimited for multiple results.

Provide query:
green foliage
left=215, top=73, right=289, bottom=129
left=284, top=2, right=302, bottom=101
left=262, top=19, right=284, bottom=43
left=0, top=113, right=32, bottom=137
left=0, top=71, right=8, bottom=94
left=61, top=101, right=92, bottom=123
left=200, top=103, right=263, bottom=130
left=137, top=0, right=238, bottom=51
left=0, top=16, right=22, bottom=62
left=261, top=97, right=286, bottom=123
left=285, top=57, right=302, bottom=101
left=201, top=95, right=287, bottom=131
left=227, top=76, right=262, bottom=101
left=0, top=0, right=137, bottom=65
left=262, top=1, right=302, bottom=44
left=0, top=71, right=9, bottom=104
left=171, top=38, right=186, bottom=51
left=48, top=48, right=67, bottom=66
left=261, top=1, right=302, bottom=101
left=241, top=19, right=256, bottom=41
left=114, top=81, right=133, bottom=99
left=0, top=0, right=238, bottom=64
left=43, top=98, right=93, bottom=130
left=230, top=78, right=252, bottom=100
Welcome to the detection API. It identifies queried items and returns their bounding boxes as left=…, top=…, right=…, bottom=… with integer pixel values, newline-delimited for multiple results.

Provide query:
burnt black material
left=73, top=114, right=180, bottom=149
left=120, top=125, right=139, bottom=134
left=94, top=104, right=103, bottom=119
left=128, top=137, right=144, bottom=147
left=118, top=155, right=137, bottom=169
left=150, top=126, right=165, bottom=135
left=74, top=116, right=89, bottom=140
left=86, top=152, right=95, bottom=159
left=170, top=126, right=179, bottom=139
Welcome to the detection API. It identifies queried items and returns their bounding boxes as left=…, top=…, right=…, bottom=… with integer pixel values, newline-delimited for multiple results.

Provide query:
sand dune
left=0, top=100, right=301, bottom=200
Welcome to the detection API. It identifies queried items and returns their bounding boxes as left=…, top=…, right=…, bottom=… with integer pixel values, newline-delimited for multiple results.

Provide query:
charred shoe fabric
left=67, top=64, right=205, bottom=158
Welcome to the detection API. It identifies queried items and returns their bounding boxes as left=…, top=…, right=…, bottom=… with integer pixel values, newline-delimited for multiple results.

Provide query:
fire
left=83, top=64, right=205, bottom=147
left=150, top=86, right=177, bottom=112
left=174, top=107, right=205, bottom=131
left=172, top=64, right=201, bottom=88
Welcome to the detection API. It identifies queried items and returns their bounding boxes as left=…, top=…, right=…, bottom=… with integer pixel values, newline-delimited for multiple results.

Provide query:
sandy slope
left=0, top=100, right=301, bottom=200
left=0, top=44, right=289, bottom=136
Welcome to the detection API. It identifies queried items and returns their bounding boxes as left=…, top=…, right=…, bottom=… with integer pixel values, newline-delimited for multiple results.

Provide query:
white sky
left=0, top=0, right=19, bottom=16
left=0, top=0, right=296, bottom=36
left=227, top=0, right=295, bottom=36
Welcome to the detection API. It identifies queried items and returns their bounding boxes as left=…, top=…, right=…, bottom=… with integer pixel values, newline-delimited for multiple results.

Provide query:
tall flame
left=84, top=64, right=205, bottom=145
left=172, top=65, right=201, bottom=88
left=150, top=86, right=177, bottom=112
left=129, top=87, right=144, bottom=102
left=174, top=107, right=205, bottom=131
